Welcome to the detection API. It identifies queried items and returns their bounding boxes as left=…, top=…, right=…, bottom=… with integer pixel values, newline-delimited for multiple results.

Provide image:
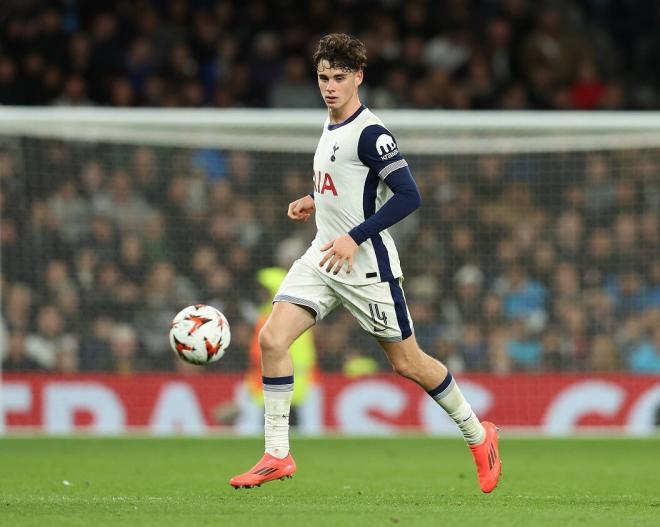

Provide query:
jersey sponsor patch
left=376, top=134, right=399, bottom=160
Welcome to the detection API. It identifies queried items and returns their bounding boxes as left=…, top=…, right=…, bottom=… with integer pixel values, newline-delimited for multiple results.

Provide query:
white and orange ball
left=169, top=304, right=231, bottom=364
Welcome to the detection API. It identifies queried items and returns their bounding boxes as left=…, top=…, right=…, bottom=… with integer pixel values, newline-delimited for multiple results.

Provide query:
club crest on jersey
left=330, top=143, right=339, bottom=162
left=314, top=170, right=338, bottom=196
left=376, top=134, right=398, bottom=160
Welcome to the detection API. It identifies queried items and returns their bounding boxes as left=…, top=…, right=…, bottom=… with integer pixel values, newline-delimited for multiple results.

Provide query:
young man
left=230, top=33, right=501, bottom=493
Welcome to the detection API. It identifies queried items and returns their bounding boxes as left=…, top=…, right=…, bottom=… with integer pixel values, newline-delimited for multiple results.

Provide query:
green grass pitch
left=1, top=437, right=658, bottom=526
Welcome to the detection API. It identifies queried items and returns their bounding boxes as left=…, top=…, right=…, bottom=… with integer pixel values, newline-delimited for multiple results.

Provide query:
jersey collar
left=327, top=105, right=366, bottom=130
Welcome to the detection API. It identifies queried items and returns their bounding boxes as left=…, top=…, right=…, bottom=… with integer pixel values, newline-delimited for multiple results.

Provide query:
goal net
left=1, top=108, right=659, bottom=435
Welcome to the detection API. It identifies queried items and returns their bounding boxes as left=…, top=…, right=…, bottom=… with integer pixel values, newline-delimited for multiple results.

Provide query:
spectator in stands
left=584, top=154, right=616, bottom=218
left=584, top=228, right=614, bottom=288
left=531, top=242, right=557, bottom=289
left=87, top=214, right=118, bottom=263
left=607, top=268, right=647, bottom=318
left=645, top=259, right=660, bottom=309
left=93, top=170, right=154, bottom=233
left=521, top=5, right=588, bottom=87
left=131, top=147, right=163, bottom=205
left=78, top=316, right=114, bottom=371
left=495, top=261, right=547, bottom=325
left=589, top=334, right=620, bottom=372
left=42, top=259, right=76, bottom=301
left=108, top=323, right=141, bottom=375
left=3, top=331, right=44, bottom=372
left=142, top=211, right=170, bottom=263
left=571, top=60, right=607, bottom=110
left=269, top=56, right=320, bottom=108
left=54, top=74, right=91, bottom=106
left=25, top=305, right=78, bottom=370
left=458, top=323, right=489, bottom=371
left=540, top=326, right=564, bottom=371
left=47, top=180, right=90, bottom=244
left=628, top=326, right=660, bottom=373
left=556, top=300, right=590, bottom=370
left=442, top=264, right=485, bottom=340
left=0, top=56, right=20, bottom=105
left=554, top=210, right=584, bottom=262
left=506, top=318, right=542, bottom=371
left=118, top=234, right=150, bottom=285
left=2, top=283, right=34, bottom=333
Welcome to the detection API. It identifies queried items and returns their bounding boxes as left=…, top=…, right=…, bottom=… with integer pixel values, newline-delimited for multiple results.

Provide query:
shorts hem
left=373, top=335, right=403, bottom=342
left=273, top=294, right=321, bottom=322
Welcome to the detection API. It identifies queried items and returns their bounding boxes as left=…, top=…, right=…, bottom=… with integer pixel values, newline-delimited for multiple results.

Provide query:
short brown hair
left=313, top=33, right=367, bottom=72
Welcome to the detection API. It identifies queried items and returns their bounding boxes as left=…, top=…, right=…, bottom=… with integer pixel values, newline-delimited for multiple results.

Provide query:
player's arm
left=287, top=193, right=315, bottom=222
left=347, top=167, right=420, bottom=245
left=347, top=124, right=421, bottom=245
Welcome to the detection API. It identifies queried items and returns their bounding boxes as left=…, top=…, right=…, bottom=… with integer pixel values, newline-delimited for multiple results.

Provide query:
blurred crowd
left=1, top=0, right=660, bottom=110
left=1, top=140, right=660, bottom=375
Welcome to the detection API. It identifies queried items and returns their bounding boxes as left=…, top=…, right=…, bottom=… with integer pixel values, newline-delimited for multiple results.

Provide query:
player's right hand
left=287, top=195, right=315, bottom=222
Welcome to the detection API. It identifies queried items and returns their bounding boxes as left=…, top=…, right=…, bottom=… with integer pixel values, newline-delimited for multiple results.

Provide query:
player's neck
left=328, top=96, right=362, bottom=125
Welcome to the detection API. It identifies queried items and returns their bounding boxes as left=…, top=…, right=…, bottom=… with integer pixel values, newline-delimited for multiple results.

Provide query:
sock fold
left=263, top=375, right=293, bottom=459
left=428, top=372, right=486, bottom=445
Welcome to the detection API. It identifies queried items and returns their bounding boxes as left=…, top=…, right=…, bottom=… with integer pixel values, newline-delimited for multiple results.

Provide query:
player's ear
left=354, top=69, right=364, bottom=87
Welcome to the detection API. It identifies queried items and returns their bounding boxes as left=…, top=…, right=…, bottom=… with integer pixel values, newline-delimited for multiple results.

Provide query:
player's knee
left=390, top=356, right=417, bottom=381
left=258, top=325, right=288, bottom=355
left=390, top=349, right=429, bottom=382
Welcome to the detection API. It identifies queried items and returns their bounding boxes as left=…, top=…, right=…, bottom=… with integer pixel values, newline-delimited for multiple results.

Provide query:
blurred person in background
left=93, top=170, right=154, bottom=233
left=78, top=316, right=114, bottom=371
left=506, top=318, right=542, bottom=371
left=628, top=326, right=660, bottom=374
left=47, top=180, right=90, bottom=244
left=108, top=323, right=141, bottom=375
left=495, top=260, right=547, bottom=327
left=269, top=55, right=320, bottom=108
left=3, top=331, right=44, bottom=372
left=25, top=305, right=78, bottom=371
left=2, top=283, right=34, bottom=333
left=589, top=334, right=620, bottom=372
left=458, top=322, right=489, bottom=372
left=442, top=264, right=486, bottom=341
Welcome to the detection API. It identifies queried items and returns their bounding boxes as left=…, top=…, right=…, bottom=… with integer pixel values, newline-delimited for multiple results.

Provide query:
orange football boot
left=468, top=421, right=502, bottom=493
left=229, top=452, right=296, bottom=489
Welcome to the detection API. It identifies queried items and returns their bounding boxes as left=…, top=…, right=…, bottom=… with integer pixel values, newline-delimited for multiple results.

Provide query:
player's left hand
left=319, top=235, right=358, bottom=275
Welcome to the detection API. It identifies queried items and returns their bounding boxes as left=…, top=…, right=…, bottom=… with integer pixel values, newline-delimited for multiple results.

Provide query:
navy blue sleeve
left=357, top=124, right=407, bottom=178
left=348, top=125, right=421, bottom=246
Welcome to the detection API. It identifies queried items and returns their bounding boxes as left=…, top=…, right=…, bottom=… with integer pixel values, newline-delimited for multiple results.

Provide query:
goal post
left=1, top=107, right=659, bottom=435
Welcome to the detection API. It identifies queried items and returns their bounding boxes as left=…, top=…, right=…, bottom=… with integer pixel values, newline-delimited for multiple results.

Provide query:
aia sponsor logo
left=313, top=170, right=338, bottom=196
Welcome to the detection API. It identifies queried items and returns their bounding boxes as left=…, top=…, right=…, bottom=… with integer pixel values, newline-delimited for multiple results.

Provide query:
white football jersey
left=300, top=105, right=409, bottom=285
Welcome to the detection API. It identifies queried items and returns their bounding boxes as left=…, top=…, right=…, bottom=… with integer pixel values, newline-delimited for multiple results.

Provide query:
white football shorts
left=273, top=258, right=414, bottom=342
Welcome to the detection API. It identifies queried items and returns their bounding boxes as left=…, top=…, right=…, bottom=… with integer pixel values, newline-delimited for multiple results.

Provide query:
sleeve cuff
left=348, top=227, right=368, bottom=246
left=309, top=191, right=314, bottom=200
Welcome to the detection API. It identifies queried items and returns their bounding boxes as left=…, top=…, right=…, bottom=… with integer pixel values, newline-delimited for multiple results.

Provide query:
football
left=169, top=304, right=231, bottom=364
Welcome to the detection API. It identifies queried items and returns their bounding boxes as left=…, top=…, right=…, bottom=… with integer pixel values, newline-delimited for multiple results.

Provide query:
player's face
left=317, top=60, right=363, bottom=114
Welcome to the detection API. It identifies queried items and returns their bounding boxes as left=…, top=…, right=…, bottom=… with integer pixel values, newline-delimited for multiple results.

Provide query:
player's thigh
left=271, top=258, right=341, bottom=335
left=261, top=301, right=316, bottom=350
left=337, top=278, right=414, bottom=343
